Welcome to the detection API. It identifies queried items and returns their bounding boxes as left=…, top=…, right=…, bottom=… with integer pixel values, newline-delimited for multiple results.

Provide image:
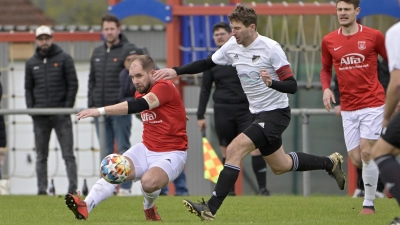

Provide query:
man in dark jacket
left=25, top=25, right=78, bottom=195
left=88, top=14, right=135, bottom=160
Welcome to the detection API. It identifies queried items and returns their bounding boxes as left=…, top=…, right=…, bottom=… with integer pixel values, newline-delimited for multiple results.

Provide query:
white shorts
left=123, top=143, right=187, bottom=182
left=341, top=105, right=384, bottom=151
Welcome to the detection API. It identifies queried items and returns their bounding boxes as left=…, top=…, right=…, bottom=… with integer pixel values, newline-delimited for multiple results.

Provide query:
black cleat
left=390, top=217, right=400, bottom=225
left=183, top=198, right=215, bottom=221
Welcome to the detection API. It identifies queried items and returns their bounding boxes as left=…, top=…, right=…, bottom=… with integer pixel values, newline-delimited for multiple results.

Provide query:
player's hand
left=77, top=108, right=101, bottom=120
left=260, top=69, right=272, bottom=87
left=153, top=68, right=177, bottom=81
left=197, top=119, right=207, bottom=130
left=322, top=88, right=336, bottom=112
left=334, top=105, right=341, bottom=117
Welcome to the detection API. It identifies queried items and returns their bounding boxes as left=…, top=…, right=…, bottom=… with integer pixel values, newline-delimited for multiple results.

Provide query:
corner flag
left=202, top=128, right=223, bottom=183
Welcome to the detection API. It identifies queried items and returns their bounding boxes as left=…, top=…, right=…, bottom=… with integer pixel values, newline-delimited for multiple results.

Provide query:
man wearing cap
left=25, top=25, right=79, bottom=195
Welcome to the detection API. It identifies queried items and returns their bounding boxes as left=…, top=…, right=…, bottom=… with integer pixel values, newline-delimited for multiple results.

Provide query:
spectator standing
left=88, top=14, right=135, bottom=158
left=25, top=25, right=78, bottom=195
left=197, top=22, right=270, bottom=196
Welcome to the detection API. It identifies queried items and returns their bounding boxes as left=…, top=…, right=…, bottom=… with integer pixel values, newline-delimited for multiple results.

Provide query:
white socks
left=141, top=183, right=161, bottom=210
left=85, top=179, right=117, bottom=213
left=362, top=160, right=379, bottom=206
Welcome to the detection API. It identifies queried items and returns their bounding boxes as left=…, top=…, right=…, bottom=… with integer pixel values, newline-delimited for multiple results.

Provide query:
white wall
left=6, top=61, right=144, bottom=195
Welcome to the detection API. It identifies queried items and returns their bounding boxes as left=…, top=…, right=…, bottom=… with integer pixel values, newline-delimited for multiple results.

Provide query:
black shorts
left=214, top=103, right=251, bottom=147
left=243, top=107, right=291, bottom=156
left=382, top=112, right=400, bottom=149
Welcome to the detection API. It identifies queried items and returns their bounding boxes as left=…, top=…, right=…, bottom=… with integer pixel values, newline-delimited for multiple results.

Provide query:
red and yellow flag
left=203, top=136, right=223, bottom=183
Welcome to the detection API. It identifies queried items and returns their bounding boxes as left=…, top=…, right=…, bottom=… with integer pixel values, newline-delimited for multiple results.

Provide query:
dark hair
left=213, top=22, right=231, bottom=33
left=228, top=5, right=257, bottom=28
left=336, top=0, right=360, bottom=8
left=132, top=55, right=156, bottom=73
left=101, top=14, right=120, bottom=27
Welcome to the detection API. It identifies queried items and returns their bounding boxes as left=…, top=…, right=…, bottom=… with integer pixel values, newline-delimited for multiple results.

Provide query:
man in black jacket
left=25, top=25, right=78, bottom=195
left=88, top=14, right=134, bottom=162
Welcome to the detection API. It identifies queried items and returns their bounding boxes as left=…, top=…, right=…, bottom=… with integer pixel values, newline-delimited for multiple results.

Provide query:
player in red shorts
left=320, top=0, right=388, bottom=214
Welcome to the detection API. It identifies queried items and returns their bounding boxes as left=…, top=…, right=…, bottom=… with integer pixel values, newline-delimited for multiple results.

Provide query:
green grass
left=0, top=195, right=398, bottom=224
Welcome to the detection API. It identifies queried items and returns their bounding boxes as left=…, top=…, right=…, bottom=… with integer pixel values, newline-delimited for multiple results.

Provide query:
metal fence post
left=98, top=116, right=107, bottom=161
left=302, top=111, right=310, bottom=197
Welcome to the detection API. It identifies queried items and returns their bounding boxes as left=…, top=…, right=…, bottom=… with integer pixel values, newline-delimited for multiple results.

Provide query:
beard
left=136, top=82, right=151, bottom=94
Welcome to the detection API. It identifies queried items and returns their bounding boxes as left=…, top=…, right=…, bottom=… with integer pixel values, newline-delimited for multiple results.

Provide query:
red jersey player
left=65, top=55, right=188, bottom=221
left=320, top=0, right=388, bottom=215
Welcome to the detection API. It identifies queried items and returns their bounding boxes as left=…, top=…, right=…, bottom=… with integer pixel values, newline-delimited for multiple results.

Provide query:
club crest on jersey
left=358, top=41, right=366, bottom=50
left=252, top=55, right=260, bottom=64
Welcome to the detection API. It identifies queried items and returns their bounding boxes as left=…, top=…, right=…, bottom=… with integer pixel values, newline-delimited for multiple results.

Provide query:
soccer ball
left=100, top=154, right=131, bottom=184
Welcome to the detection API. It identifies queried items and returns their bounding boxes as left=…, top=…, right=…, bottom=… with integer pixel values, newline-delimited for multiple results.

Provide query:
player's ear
left=355, top=6, right=360, bottom=15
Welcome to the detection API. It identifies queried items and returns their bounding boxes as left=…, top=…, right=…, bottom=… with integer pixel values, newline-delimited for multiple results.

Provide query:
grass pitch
left=0, top=195, right=398, bottom=224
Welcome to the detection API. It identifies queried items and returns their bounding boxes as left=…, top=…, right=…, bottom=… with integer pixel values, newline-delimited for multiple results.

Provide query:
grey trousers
left=32, top=115, right=77, bottom=194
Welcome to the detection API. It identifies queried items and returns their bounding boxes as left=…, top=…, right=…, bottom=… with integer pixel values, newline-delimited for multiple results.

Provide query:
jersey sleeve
left=375, top=30, right=388, bottom=63
left=149, top=82, right=174, bottom=106
left=270, top=44, right=290, bottom=70
left=211, top=38, right=233, bottom=66
left=320, top=37, right=333, bottom=91
left=385, top=25, right=400, bottom=72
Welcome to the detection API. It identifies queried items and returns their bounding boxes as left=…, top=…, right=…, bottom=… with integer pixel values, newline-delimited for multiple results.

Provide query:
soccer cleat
left=117, top=188, right=131, bottom=197
left=390, top=217, right=400, bottom=225
left=259, top=188, right=271, bottom=196
left=183, top=198, right=215, bottom=221
left=328, top=152, right=347, bottom=190
left=144, top=205, right=162, bottom=221
left=65, top=193, right=88, bottom=220
left=386, top=188, right=393, bottom=199
left=360, top=206, right=375, bottom=215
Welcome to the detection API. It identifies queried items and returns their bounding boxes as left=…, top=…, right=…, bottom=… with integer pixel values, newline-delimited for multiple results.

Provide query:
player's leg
left=141, top=150, right=187, bottom=221
left=64, top=143, right=145, bottom=220
left=372, top=113, right=400, bottom=214
left=214, top=103, right=238, bottom=195
left=236, top=106, right=269, bottom=195
left=358, top=105, right=384, bottom=214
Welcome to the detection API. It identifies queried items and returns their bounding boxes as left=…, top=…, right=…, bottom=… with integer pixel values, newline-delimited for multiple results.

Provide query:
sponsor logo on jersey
left=141, top=111, right=163, bottom=124
left=358, top=41, right=366, bottom=50
left=252, top=55, right=260, bottom=64
left=340, top=53, right=365, bottom=66
left=258, top=122, right=265, bottom=128
left=238, top=71, right=261, bottom=86
left=334, top=46, right=342, bottom=51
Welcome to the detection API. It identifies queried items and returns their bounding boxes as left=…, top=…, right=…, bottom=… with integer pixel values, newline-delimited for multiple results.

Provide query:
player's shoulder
left=360, top=25, right=383, bottom=35
left=386, top=22, right=400, bottom=37
left=323, top=28, right=341, bottom=40
left=257, top=35, right=279, bottom=48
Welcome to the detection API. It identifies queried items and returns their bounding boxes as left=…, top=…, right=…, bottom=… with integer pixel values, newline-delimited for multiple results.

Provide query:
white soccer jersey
left=386, top=22, right=400, bottom=72
left=212, top=35, right=290, bottom=114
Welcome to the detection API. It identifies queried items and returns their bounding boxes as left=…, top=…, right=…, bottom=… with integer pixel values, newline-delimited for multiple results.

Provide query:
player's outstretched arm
left=153, top=56, right=216, bottom=81
left=77, top=101, right=129, bottom=120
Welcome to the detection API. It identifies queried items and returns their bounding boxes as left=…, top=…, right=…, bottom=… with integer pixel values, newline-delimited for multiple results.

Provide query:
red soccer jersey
left=320, top=24, right=388, bottom=111
left=135, top=80, right=188, bottom=152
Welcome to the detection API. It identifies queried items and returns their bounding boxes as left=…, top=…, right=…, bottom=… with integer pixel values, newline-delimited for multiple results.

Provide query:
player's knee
left=360, top=150, right=371, bottom=161
left=141, top=177, right=159, bottom=193
left=269, top=166, right=286, bottom=175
